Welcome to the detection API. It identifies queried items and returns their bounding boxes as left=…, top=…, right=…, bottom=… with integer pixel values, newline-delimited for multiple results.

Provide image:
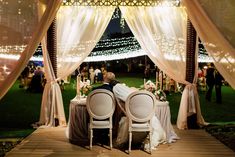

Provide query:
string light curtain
left=120, top=6, right=187, bottom=84
left=120, top=6, right=207, bottom=129
left=56, top=6, right=115, bottom=80
left=182, top=0, right=235, bottom=89
left=0, top=0, right=62, bottom=99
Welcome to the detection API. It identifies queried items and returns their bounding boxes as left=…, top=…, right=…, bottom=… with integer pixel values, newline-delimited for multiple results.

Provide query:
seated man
left=92, top=72, right=115, bottom=92
left=90, top=71, right=116, bottom=143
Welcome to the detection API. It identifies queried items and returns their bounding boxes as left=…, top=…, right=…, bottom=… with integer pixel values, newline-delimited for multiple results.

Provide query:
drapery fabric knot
left=177, top=83, right=208, bottom=129
left=38, top=79, right=67, bottom=127
left=185, top=84, right=197, bottom=116
left=46, top=79, right=57, bottom=84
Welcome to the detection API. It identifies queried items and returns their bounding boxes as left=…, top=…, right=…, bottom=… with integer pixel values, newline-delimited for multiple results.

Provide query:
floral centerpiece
left=155, top=89, right=167, bottom=102
left=144, top=80, right=157, bottom=94
left=80, top=80, right=92, bottom=96
left=142, top=80, right=167, bottom=102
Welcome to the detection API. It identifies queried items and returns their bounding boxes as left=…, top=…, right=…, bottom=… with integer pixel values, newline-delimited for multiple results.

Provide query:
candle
left=76, top=74, right=81, bottom=99
left=156, top=71, right=158, bottom=90
left=159, top=71, right=163, bottom=90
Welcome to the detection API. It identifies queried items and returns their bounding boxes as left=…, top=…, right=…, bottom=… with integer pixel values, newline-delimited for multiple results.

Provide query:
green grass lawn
left=0, top=73, right=235, bottom=134
left=167, top=86, right=235, bottom=124
left=199, top=86, right=235, bottom=124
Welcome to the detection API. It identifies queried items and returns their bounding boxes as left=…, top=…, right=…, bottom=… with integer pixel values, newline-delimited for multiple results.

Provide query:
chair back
left=125, top=90, right=156, bottom=122
left=86, top=89, right=115, bottom=120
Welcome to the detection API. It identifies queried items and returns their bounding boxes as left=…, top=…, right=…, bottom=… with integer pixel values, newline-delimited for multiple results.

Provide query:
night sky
left=104, top=9, right=131, bottom=36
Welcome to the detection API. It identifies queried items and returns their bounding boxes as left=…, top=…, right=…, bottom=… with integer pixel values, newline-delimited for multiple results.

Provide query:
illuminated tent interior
left=0, top=0, right=234, bottom=129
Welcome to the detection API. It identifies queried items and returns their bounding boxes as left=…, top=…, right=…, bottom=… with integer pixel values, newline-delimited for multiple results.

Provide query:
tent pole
left=186, top=19, right=196, bottom=83
left=186, top=18, right=197, bottom=129
left=47, top=18, right=57, bottom=78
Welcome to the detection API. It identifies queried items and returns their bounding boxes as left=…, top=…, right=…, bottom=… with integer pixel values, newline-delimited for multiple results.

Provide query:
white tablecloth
left=67, top=98, right=179, bottom=144
left=155, top=100, right=180, bottom=143
left=67, top=97, right=88, bottom=144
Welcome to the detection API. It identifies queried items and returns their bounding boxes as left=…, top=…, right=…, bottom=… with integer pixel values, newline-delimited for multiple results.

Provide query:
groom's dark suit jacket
left=92, top=83, right=113, bottom=92
left=90, top=83, right=115, bottom=137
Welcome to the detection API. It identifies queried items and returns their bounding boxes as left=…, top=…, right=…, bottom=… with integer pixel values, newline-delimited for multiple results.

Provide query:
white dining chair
left=125, top=90, right=156, bottom=154
left=86, top=89, right=115, bottom=150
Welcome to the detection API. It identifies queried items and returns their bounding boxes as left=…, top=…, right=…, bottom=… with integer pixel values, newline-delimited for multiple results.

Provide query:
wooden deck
left=5, top=127, right=235, bottom=157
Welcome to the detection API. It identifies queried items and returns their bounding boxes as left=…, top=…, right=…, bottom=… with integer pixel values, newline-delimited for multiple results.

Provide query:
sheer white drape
left=39, top=38, right=66, bottom=127
left=0, top=0, right=62, bottom=99
left=120, top=6, right=207, bottom=130
left=37, top=6, right=114, bottom=127
left=56, top=6, right=115, bottom=80
left=182, top=0, right=235, bottom=89
left=35, top=1, right=65, bottom=127
left=120, top=6, right=188, bottom=84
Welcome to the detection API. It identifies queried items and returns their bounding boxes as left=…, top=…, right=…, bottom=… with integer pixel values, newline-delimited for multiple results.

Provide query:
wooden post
left=186, top=19, right=196, bottom=83
left=47, top=18, right=57, bottom=78
left=186, top=19, right=197, bottom=129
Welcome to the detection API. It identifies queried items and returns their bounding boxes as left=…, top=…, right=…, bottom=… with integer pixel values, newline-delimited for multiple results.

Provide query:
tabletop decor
left=142, top=80, right=167, bottom=101
left=80, top=80, right=92, bottom=96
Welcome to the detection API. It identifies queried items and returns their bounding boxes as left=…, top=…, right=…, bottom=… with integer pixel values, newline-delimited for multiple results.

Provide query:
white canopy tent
left=0, top=0, right=234, bottom=129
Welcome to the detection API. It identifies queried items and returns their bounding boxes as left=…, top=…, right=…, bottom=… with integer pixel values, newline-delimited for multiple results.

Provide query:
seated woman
left=111, top=81, right=167, bottom=150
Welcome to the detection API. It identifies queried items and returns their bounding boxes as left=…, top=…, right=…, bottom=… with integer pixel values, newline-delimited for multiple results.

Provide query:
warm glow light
left=0, top=50, right=222, bottom=63
left=163, top=53, right=185, bottom=61
left=3, top=65, right=8, bottom=71
left=85, top=49, right=146, bottom=62
left=0, top=54, right=43, bottom=61
left=0, top=38, right=232, bottom=64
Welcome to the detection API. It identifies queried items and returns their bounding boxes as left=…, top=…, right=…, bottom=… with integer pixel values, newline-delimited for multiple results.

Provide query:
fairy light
left=85, top=49, right=146, bottom=62
left=198, top=53, right=213, bottom=63
left=0, top=36, right=232, bottom=63
left=0, top=48, right=222, bottom=63
left=112, top=7, right=120, bottom=19
left=0, top=54, right=43, bottom=61
left=0, top=45, right=26, bottom=54
left=164, top=53, right=185, bottom=61
left=90, top=44, right=141, bottom=56
left=2, top=65, right=8, bottom=72
left=120, top=13, right=125, bottom=29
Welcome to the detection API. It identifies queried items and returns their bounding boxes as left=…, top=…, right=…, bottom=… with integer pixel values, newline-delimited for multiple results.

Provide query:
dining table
left=67, top=96, right=179, bottom=144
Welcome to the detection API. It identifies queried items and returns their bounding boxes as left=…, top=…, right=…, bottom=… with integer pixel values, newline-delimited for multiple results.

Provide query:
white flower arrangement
left=80, top=80, right=92, bottom=96
left=142, top=80, right=167, bottom=102
left=155, top=89, right=167, bottom=102
left=144, top=80, right=157, bottom=93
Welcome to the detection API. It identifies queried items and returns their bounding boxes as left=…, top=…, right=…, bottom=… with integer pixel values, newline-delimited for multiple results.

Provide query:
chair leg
left=128, top=131, right=132, bottom=153
left=110, top=128, right=112, bottom=150
left=149, top=131, right=152, bottom=154
left=90, top=129, right=93, bottom=150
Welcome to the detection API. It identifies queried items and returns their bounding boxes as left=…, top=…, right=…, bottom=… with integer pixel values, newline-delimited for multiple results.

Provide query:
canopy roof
left=62, top=0, right=181, bottom=6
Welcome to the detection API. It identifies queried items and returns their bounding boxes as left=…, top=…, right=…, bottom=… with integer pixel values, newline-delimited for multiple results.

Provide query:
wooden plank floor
left=5, top=127, right=235, bottom=157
